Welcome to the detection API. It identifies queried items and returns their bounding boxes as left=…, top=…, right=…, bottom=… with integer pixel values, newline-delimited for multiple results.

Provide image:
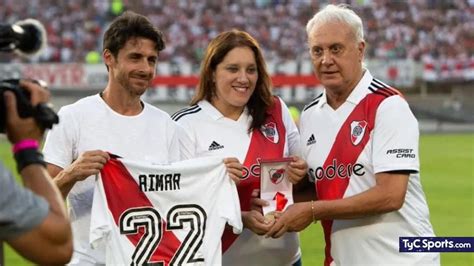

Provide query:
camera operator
left=0, top=80, right=72, bottom=264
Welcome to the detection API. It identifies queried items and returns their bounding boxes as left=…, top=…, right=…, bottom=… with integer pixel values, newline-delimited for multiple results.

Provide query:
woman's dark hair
left=191, top=29, right=273, bottom=132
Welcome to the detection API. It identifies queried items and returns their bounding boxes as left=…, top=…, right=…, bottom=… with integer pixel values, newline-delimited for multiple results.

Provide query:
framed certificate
left=259, top=158, right=294, bottom=220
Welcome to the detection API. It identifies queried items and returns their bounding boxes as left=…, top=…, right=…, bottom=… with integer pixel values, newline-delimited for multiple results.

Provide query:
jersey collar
left=198, top=100, right=250, bottom=122
left=345, top=69, right=373, bottom=105
left=319, top=69, right=373, bottom=108
left=318, top=90, right=328, bottom=108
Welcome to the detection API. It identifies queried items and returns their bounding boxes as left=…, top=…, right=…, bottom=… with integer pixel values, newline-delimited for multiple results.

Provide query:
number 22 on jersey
left=119, top=204, right=207, bottom=266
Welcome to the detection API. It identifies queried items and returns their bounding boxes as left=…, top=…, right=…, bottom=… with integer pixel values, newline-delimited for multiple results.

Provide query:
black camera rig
left=0, top=79, right=59, bottom=133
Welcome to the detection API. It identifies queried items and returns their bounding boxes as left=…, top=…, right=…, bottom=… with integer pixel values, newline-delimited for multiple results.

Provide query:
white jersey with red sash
left=300, top=70, right=439, bottom=266
left=173, top=97, right=302, bottom=265
left=90, top=156, right=242, bottom=266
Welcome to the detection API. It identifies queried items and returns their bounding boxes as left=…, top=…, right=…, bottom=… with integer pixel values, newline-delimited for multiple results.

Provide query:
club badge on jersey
left=260, top=122, right=279, bottom=144
left=350, top=120, right=368, bottom=146
left=259, top=158, right=293, bottom=222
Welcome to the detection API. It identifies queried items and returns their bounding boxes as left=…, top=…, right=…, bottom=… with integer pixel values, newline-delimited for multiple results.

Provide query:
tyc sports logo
left=260, top=122, right=279, bottom=144
left=350, top=120, right=367, bottom=145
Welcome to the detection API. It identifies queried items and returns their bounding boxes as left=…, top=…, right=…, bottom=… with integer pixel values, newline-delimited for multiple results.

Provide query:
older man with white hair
left=267, top=4, right=440, bottom=266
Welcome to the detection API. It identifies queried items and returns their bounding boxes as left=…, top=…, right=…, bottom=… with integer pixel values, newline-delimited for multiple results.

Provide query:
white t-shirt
left=43, top=94, right=183, bottom=264
left=90, top=156, right=242, bottom=266
left=174, top=97, right=302, bottom=266
left=300, top=70, right=439, bottom=266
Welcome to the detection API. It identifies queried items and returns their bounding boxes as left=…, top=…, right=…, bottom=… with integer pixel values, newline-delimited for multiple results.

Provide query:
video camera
left=0, top=19, right=58, bottom=133
left=0, top=79, right=59, bottom=133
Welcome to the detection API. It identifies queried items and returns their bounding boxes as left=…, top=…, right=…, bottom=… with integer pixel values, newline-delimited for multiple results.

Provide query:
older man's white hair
left=306, top=4, right=365, bottom=43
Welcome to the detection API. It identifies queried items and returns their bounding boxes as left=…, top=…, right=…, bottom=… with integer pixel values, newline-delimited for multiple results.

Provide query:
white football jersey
left=90, top=156, right=242, bottom=266
left=43, top=94, right=183, bottom=264
left=300, top=70, right=439, bottom=266
left=174, top=97, right=302, bottom=265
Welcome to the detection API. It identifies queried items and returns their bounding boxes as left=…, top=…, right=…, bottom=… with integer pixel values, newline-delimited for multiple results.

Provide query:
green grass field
left=1, top=134, right=473, bottom=265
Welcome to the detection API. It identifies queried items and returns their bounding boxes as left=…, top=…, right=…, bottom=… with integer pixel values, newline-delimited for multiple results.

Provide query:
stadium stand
left=0, top=0, right=473, bottom=128
left=0, top=0, right=471, bottom=65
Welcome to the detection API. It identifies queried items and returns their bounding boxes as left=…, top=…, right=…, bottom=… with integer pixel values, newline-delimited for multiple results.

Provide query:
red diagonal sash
left=100, top=158, right=181, bottom=264
left=316, top=93, right=387, bottom=266
left=222, top=97, right=286, bottom=252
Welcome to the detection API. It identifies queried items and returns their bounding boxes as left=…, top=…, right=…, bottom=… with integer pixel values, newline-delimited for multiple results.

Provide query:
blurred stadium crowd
left=0, top=0, right=472, bottom=66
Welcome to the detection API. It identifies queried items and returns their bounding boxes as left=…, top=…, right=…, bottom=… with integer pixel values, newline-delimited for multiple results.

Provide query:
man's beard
left=117, top=73, right=150, bottom=96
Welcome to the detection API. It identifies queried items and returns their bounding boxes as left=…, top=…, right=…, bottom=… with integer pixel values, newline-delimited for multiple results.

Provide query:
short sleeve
left=217, top=169, right=243, bottom=234
left=298, top=110, right=309, bottom=160
left=372, top=96, right=420, bottom=173
left=174, top=118, right=197, bottom=160
left=0, top=163, right=49, bottom=239
left=43, top=106, right=78, bottom=168
left=165, top=118, right=184, bottom=163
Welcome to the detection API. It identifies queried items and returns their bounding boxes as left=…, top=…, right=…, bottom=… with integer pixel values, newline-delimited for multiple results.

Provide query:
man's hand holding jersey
left=65, top=150, right=110, bottom=181
left=47, top=150, right=109, bottom=198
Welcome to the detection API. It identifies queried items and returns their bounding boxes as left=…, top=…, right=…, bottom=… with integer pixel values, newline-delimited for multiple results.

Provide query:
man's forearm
left=46, top=164, right=76, bottom=199
left=313, top=173, right=409, bottom=220
left=53, top=172, right=77, bottom=199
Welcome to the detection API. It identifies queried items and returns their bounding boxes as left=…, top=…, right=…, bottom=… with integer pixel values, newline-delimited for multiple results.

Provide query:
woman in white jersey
left=173, top=30, right=307, bottom=266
